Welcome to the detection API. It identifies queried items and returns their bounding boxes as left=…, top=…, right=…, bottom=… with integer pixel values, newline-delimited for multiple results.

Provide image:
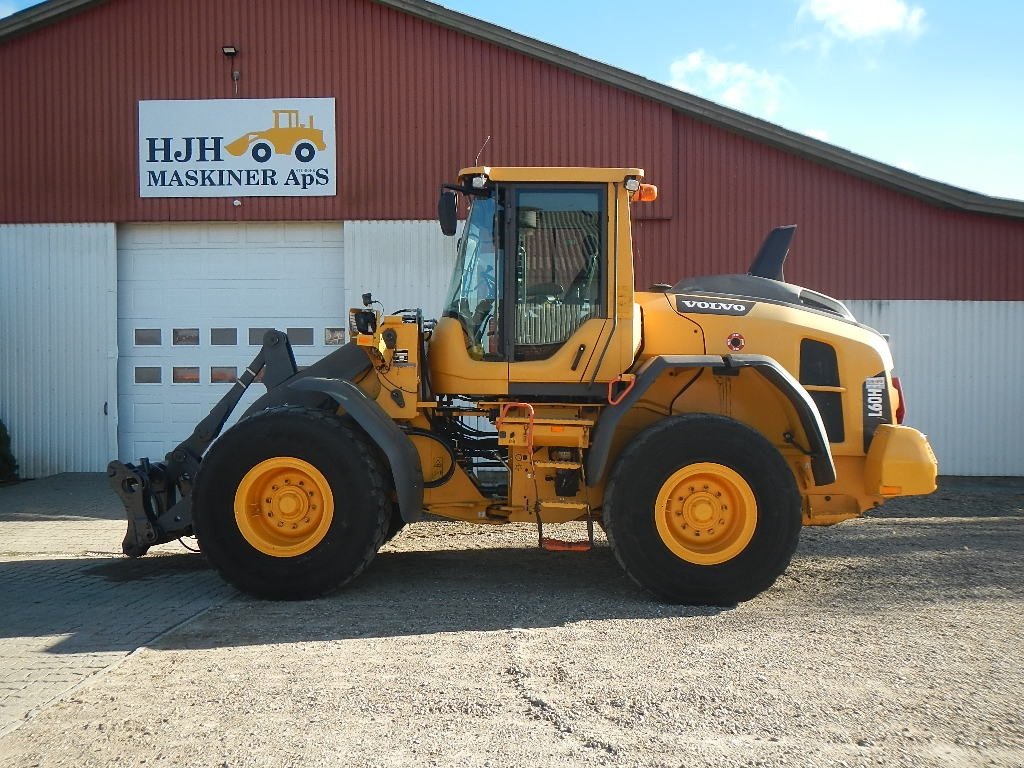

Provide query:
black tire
left=293, top=141, right=316, bottom=163
left=250, top=141, right=273, bottom=163
left=192, top=406, right=389, bottom=599
left=382, top=506, right=406, bottom=544
left=604, top=414, right=801, bottom=606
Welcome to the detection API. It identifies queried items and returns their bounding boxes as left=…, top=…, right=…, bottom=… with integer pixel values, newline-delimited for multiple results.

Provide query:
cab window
left=512, top=187, right=604, bottom=361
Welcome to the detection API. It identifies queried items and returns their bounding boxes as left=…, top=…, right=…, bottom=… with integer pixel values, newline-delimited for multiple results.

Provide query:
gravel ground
left=1, top=477, right=1022, bottom=768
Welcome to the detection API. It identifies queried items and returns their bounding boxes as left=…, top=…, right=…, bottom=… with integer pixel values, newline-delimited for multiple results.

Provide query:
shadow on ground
left=2, top=513, right=1021, bottom=653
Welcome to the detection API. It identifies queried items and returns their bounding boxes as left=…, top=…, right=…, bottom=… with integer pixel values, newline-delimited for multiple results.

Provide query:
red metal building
left=1, top=0, right=1022, bottom=476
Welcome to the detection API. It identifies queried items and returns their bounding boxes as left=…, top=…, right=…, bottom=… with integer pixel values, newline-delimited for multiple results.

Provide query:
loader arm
left=108, top=330, right=299, bottom=556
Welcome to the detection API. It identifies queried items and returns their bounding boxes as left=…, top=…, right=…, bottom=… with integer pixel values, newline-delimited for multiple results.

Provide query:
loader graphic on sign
left=226, top=109, right=326, bottom=163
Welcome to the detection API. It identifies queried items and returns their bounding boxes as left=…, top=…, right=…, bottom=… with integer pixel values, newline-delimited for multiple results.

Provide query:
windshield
left=443, top=193, right=501, bottom=355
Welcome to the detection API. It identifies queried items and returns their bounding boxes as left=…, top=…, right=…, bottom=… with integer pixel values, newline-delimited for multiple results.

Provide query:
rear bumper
left=865, top=424, right=938, bottom=497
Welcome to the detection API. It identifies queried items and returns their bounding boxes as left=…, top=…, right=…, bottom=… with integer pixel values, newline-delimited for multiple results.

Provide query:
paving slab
left=0, top=474, right=234, bottom=737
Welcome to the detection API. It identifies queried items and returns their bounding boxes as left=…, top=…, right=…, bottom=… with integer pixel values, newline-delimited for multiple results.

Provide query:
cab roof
left=458, top=166, right=644, bottom=184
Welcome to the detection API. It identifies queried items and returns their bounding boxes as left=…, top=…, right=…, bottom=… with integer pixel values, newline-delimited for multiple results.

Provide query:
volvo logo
left=675, top=296, right=755, bottom=316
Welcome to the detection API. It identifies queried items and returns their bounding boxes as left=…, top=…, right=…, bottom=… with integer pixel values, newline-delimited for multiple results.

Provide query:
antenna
left=474, top=135, right=491, bottom=165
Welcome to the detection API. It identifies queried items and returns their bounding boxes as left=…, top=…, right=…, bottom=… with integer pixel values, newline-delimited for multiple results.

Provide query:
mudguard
left=241, top=340, right=372, bottom=418
left=288, top=377, right=425, bottom=523
left=585, top=354, right=836, bottom=487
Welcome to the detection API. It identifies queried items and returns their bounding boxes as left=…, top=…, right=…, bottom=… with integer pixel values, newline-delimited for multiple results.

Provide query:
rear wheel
left=604, top=414, right=801, bottom=605
left=193, top=406, right=389, bottom=599
left=293, top=141, right=316, bottom=162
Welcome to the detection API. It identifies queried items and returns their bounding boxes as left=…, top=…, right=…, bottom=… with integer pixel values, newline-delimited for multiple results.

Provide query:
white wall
left=0, top=224, right=117, bottom=476
left=846, top=300, right=1024, bottom=476
left=343, top=220, right=458, bottom=320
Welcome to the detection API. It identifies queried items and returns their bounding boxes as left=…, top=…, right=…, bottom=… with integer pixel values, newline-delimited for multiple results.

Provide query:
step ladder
left=537, top=499, right=595, bottom=552
left=495, top=403, right=595, bottom=553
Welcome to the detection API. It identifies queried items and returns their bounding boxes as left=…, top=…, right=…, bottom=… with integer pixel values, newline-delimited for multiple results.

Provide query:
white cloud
left=669, top=50, right=787, bottom=119
left=800, top=0, right=925, bottom=40
left=804, top=128, right=830, bottom=142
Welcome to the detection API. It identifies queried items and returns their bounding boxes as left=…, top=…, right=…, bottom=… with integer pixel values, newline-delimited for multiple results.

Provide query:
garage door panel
left=120, top=226, right=165, bottom=246
left=244, top=224, right=286, bottom=243
left=283, top=223, right=330, bottom=242
left=207, top=224, right=241, bottom=244
left=121, top=251, right=171, bottom=278
left=170, top=402, right=206, bottom=425
left=168, top=227, right=202, bottom=245
left=131, top=402, right=165, bottom=423
left=117, top=222, right=345, bottom=462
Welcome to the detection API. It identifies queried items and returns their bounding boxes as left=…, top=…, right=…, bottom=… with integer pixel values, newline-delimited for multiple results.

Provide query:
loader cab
left=431, top=167, right=650, bottom=396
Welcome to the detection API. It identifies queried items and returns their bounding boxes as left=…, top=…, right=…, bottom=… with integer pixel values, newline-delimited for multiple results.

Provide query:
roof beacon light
left=632, top=183, right=658, bottom=203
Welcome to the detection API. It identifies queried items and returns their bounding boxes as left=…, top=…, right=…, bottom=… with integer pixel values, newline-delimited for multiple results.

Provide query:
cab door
left=505, top=185, right=614, bottom=394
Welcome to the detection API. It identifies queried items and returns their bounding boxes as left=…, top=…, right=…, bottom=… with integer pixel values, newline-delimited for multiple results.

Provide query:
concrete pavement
left=0, top=474, right=234, bottom=736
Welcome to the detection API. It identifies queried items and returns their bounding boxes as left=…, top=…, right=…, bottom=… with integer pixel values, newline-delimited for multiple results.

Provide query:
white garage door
left=116, top=222, right=346, bottom=463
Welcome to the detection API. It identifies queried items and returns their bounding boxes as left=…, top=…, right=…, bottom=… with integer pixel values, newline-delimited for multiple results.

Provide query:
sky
left=2, top=0, right=1021, bottom=201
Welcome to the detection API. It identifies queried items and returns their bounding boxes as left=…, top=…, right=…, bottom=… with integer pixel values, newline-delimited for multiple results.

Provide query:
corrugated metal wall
left=0, top=0, right=674, bottom=224
left=3, top=0, right=1020, bottom=302
left=643, top=117, right=1024, bottom=300
left=0, top=224, right=117, bottom=476
left=343, top=220, right=458, bottom=320
left=846, top=300, right=1024, bottom=475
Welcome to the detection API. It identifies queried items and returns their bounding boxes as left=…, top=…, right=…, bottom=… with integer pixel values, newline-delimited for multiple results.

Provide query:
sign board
left=138, top=98, right=336, bottom=198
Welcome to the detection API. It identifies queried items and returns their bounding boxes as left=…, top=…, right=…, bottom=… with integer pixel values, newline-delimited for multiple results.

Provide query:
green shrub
left=0, top=418, right=18, bottom=482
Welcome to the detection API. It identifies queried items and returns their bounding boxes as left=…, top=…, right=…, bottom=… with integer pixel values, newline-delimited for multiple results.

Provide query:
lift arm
left=108, top=330, right=298, bottom=556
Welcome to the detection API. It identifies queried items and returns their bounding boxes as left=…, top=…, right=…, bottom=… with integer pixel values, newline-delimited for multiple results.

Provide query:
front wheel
left=250, top=141, right=273, bottom=163
left=193, top=406, right=389, bottom=599
left=604, top=414, right=802, bottom=605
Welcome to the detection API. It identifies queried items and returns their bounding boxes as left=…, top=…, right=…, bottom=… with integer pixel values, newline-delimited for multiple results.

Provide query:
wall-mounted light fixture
left=221, top=45, right=241, bottom=95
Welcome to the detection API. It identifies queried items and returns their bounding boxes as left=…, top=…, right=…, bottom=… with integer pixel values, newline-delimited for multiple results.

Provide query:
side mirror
left=438, top=189, right=458, bottom=236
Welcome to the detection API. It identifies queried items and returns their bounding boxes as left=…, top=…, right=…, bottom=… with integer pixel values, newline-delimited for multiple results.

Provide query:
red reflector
left=892, top=376, right=906, bottom=424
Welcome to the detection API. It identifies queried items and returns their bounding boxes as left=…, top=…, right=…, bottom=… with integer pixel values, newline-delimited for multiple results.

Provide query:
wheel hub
left=655, top=463, right=757, bottom=565
left=234, top=457, right=334, bottom=557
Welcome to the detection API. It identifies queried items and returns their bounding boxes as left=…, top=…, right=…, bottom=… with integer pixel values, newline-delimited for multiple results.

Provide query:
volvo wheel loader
left=108, top=166, right=937, bottom=605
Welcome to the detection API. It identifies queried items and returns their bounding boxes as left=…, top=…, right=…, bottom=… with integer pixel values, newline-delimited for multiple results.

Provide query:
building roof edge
left=0, top=0, right=105, bottom=41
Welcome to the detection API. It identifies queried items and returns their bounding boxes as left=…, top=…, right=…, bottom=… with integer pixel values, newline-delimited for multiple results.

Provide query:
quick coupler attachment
left=107, top=458, right=194, bottom=557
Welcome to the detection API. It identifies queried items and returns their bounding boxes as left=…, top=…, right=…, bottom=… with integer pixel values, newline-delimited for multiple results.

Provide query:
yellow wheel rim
left=234, top=457, right=334, bottom=558
left=654, top=462, right=757, bottom=565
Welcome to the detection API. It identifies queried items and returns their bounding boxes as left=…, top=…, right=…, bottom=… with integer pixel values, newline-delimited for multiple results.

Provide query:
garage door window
left=172, top=366, right=200, bottom=384
left=134, top=329, right=161, bottom=345
left=211, top=328, right=237, bottom=345
left=134, top=367, right=161, bottom=384
left=173, top=328, right=199, bottom=345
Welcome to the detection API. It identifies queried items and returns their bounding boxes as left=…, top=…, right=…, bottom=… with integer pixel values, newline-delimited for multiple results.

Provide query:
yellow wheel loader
left=108, top=166, right=937, bottom=605
left=225, top=109, right=326, bottom=163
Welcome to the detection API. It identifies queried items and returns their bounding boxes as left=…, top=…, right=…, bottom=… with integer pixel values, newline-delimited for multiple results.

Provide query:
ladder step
left=539, top=500, right=589, bottom=510
left=540, top=537, right=592, bottom=553
left=533, top=460, right=582, bottom=469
